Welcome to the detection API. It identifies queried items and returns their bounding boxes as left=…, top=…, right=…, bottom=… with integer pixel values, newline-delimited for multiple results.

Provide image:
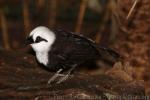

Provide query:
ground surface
left=0, top=50, right=145, bottom=100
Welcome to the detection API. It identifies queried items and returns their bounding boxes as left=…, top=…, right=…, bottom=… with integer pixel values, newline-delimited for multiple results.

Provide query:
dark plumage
left=48, top=28, right=119, bottom=71
left=26, top=26, right=120, bottom=84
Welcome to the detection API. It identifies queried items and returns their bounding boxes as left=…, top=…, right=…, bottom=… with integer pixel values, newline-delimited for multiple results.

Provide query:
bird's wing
left=51, top=28, right=120, bottom=67
left=51, top=29, right=100, bottom=65
left=69, top=33, right=121, bottom=63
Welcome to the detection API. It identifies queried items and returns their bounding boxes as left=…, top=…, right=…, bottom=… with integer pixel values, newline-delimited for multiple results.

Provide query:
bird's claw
left=56, top=74, right=70, bottom=84
left=47, top=74, right=65, bottom=84
left=48, top=65, right=76, bottom=84
left=47, top=69, right=63, bottom=84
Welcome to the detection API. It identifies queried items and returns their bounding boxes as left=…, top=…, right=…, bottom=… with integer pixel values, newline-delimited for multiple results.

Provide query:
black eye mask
left=26, top=35, right=34, bottom=45
left=35, top=36, right=48, bottom=43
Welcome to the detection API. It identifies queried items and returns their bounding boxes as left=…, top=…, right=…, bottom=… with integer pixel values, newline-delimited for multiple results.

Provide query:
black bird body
left=26, top=26, right=120, bottom=84
left=47, top=29, right=98, bottom=71
left=46, top=29, right=119, bottom=71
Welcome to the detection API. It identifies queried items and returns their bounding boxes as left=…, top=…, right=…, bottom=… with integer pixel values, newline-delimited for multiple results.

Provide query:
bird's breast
left=36, top=52, right=49, bottom=66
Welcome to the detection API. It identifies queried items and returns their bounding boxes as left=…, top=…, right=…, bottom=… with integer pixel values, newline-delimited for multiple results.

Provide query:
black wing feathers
left=47, top=28, right=120, bottom=70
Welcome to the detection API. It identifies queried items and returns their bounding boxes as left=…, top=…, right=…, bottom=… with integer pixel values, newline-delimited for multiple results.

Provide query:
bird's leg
left=56, top=65, right=76, bottom=84
left=47, top=69, right=64, bottom=84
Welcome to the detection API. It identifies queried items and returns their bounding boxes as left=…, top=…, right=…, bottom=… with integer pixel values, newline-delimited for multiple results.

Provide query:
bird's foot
left=56, top=65, right=76, bottom=84
left=48, top=65, right=76, bottom=84
left=56, top=73, right=70, bottom=84
left=47, top=69, right=64, bottom=84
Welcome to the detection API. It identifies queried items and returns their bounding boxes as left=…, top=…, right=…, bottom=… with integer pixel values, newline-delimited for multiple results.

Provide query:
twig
left=75, top=0, right=88, bottom=33
left=49, top=0, right=57, bottom=27
left=0, top=9, right=11, bottom=50
left=23, top=0, right=31, bottom=35
left=126, top=0, right=139, bottom=20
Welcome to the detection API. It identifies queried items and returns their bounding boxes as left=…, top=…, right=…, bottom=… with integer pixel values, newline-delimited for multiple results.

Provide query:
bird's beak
left=25, top=36, right=34, bottom=45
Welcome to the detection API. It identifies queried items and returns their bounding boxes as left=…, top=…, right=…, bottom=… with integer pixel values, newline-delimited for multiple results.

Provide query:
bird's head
left=26, top=26, right=55, bottom=53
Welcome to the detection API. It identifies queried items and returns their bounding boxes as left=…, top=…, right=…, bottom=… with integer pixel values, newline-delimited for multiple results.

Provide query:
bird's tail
left=96, top=45, right=121, bottom=65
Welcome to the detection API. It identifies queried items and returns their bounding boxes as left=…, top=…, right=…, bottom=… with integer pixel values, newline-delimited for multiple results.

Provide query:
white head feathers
left=29, top=26, right=56, bottom=53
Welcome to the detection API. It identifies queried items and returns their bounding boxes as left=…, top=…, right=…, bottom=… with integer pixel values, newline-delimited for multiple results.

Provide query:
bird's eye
left=35, top=36, right=42, bottom=43
left=35, top=36, right=48, bottom=43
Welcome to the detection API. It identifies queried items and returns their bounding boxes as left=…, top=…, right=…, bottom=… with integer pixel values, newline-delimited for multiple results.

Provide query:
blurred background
left=0, top=0, right=121, bottom=50
left=0, top=0, right=150, bottom=94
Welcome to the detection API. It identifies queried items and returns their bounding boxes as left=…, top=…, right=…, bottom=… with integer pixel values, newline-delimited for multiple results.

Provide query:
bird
left=26, top=26, right=120, bottom=84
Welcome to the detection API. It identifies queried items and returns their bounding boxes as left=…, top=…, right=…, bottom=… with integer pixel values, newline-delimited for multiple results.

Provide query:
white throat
left=36, top=52, right=48, bottom=66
